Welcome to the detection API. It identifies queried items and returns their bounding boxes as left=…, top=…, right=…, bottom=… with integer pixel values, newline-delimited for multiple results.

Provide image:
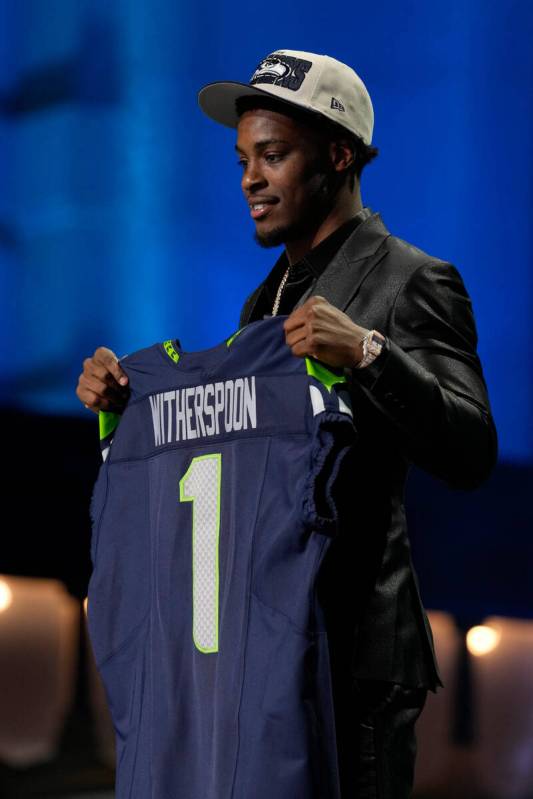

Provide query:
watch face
left=368, top=331, right=384, bottom=356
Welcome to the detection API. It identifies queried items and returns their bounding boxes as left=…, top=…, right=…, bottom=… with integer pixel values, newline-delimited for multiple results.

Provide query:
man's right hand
left=76, top=347, right=130, bottom=414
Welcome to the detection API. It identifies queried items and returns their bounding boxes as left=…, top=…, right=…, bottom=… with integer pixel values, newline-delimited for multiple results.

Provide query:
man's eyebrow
left=234, top=138, right=290, bottom=153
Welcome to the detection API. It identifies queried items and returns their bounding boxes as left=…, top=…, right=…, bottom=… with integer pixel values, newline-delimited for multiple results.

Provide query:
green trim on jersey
left=226, top=327, right=246, bottom=347
left=99, top=410, right=122, bottom=440
left=305, top=357, right=347, bottom=393
left=163, top=340, right=180, bottom=364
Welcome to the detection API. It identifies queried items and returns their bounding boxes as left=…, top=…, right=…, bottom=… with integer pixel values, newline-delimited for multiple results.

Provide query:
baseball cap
left=198, top=49, right=374, bottom=145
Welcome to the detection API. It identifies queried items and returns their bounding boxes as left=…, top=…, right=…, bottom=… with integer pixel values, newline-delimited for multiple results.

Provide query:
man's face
left=235, top=108, right=332, bottom=248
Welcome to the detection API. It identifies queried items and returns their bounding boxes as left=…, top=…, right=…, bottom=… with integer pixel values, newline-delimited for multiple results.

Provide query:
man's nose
left=241, top=161, right=267, bottom=192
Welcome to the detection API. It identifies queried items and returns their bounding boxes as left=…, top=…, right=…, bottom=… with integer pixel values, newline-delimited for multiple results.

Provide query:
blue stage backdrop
left=0, top=0, right=531, bottom=464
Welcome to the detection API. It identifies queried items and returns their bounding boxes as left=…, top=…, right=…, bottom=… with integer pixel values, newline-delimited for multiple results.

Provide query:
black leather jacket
left=238, top=211, right=498, bottom=691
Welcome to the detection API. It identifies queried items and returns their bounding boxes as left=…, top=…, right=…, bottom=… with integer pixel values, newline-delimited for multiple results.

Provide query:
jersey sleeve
left=302, top=368, right=357, bottom=535
left=98, top=410, right=122, bottom=461
left=87, top=409, right=122, bottom=570
left=95, top=348, right=133, bottom=461
left=89, top=457, right=109, bottom=567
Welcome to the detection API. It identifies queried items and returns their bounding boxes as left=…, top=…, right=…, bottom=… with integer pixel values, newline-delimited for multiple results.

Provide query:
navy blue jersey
left=87, top=314, right=356, bottom=799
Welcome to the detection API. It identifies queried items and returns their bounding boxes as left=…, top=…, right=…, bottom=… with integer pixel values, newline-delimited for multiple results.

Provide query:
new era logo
left=331, top=97, right=345, bottom=112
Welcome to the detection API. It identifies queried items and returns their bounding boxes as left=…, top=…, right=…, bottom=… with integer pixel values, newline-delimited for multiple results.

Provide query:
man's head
left=198, top=49, right=378, bottom=254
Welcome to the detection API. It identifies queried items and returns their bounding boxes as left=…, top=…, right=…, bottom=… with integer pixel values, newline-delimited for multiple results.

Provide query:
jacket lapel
left=294, top=212, right=391, bottom=312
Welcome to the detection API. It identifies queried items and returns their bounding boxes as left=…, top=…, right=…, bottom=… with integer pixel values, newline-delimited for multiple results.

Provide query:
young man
left=77, top=50, right=497, bottom=797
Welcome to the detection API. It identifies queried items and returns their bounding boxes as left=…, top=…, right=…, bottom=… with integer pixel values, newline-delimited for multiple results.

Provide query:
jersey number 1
left=178, top=453, right=221, bottom=654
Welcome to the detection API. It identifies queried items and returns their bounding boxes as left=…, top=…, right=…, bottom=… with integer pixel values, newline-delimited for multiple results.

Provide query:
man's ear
left=329, top=139, right=355, bottom=173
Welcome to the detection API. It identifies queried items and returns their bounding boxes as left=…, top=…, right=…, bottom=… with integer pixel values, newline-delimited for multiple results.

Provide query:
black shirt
left=252, top=207, right=372, bottom=320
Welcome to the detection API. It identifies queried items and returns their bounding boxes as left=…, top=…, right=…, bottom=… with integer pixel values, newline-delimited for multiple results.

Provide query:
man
left=77, top=50, right=497, bottom=797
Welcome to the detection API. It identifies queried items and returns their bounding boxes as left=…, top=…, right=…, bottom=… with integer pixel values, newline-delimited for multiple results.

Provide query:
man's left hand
left=283, top=295, right=369, bottom=369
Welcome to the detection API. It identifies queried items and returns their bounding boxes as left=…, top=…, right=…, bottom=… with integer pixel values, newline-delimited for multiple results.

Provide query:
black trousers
left=333, top=678, right=428, bottom=798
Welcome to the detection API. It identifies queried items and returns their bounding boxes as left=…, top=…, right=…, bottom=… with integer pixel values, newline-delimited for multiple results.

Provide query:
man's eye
left=265, top=153, right=282, bottom=163
left=237, top=159, right=247, bottom=169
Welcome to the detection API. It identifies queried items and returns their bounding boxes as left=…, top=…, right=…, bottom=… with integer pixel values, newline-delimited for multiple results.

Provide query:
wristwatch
left=356, top=329, right=385, bottom=369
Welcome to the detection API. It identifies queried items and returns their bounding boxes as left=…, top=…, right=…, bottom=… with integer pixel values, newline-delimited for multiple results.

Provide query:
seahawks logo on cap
left=250, top=53, right=312, bottom=92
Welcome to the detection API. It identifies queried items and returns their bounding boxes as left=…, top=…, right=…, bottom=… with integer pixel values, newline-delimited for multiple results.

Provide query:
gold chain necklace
left=272, top=266, right=291, bottom=316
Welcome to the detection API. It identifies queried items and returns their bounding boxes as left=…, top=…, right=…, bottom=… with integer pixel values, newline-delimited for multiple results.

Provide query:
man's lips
left=248, top=198, right=278, bottom=220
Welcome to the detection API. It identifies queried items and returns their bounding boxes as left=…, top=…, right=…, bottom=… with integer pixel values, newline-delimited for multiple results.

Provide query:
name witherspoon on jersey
left=148, top=377, right=257, bottom=446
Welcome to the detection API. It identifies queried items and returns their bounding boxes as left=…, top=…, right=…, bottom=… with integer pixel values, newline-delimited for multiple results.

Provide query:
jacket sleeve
left=345, top=259, right=498, bottom=489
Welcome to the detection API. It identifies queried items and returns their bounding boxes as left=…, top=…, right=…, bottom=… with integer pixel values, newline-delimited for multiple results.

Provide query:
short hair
left=235, top=94, right=379, bottom=191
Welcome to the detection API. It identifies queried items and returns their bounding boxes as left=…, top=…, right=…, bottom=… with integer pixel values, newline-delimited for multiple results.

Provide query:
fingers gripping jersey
left=87, top=315, right=356, bottom=799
